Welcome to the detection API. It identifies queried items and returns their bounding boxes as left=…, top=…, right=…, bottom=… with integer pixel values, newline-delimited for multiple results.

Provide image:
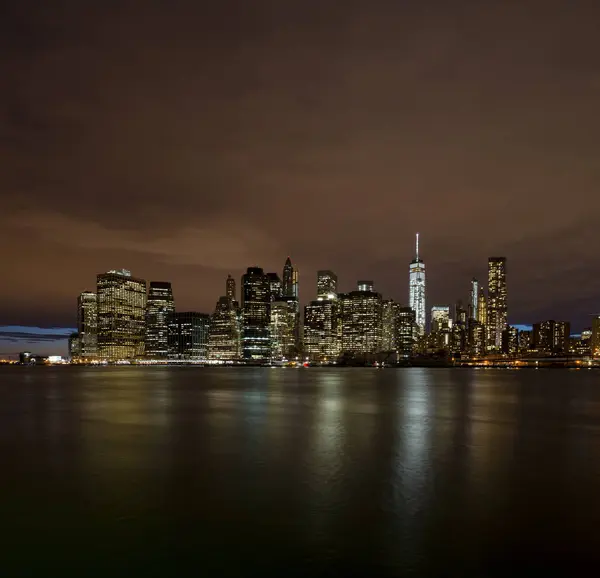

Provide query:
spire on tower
left=416, top=232, right=419, bottom=260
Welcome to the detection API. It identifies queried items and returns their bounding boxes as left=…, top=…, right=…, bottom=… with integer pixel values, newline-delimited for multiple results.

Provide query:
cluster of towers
left=68, top=236, right=600, bottom=363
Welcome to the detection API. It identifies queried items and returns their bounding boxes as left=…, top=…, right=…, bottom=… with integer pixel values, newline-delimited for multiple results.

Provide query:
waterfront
left=1, top=367, right=600, bottom=576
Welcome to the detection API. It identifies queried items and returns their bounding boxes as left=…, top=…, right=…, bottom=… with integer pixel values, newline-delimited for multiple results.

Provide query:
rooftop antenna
left=416, top=232, right=419, bottom=260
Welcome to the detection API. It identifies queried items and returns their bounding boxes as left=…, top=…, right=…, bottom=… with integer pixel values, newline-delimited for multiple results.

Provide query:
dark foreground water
left=1, top=367, right=600, bottom=576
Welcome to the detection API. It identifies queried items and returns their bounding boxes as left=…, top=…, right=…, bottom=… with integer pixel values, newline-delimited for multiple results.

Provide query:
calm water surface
left=1, top=367, right=600, bottom=576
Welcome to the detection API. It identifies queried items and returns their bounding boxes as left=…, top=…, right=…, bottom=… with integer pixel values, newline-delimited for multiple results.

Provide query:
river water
left=1, top=366, right=599, bottom=576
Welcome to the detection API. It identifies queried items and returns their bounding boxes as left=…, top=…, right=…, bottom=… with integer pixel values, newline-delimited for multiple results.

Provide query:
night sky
left=2, top=0, right=600, bottom=355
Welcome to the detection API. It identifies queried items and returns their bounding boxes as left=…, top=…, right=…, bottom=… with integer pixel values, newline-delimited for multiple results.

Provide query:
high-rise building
left=145, top=281, right=174, bottom=359
left=533, top=320, right=571, bottom=354
left=397, top=307, right=417, bottom=358
left=77, top=291, right=98, bottom=359
left=469, top=278, right=479, bottom=321
left=431, top=306, right=450, bottom=333
left=208, top=277, right=241, bottom=361
left=270, top=300, right=298, bottom=360
left=317, top=270, right=338, bottom=299
left=267, top=273, right=283, bottom=301
left=339, top=282, right=382, bottom=356
left=592, top=317, right=600, bottom=358
left=282, top=257, right=298, bottom=299
left=97, top=269, right=146, bottom=361
left=226, top=274, right=236, bottom=301
left=168, top=312, right=210, bottom=360
left=382, top=300, right=401, bottom=351
left=487, top=257, right=507, bottom=351
left=68, top=332, right=81, bottom=359
left=518, top=330, right=532, bottom=353
left=241, top=267, right=271, bottom=362
left=468, top=321, right=486, bottom=357
left=502, top=326, right=519, bottom=355
left=409, top=233, right=426, bottom=334
left=477, top=287, right=487, bottom=326
left=452, top=301, right=468, bottom=355
left=303, top=299, right=341, bottom=361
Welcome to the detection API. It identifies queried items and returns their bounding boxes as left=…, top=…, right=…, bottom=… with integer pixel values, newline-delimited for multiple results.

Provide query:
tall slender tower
left=469, top=278, right=479, bottom=321
left=77, top=291, right=98, bottom=359
left=282, top=257, right=298, bottom=299
left=145, top=282, right=175, bottom=359
left=487, top=257, right=507, bottom=350
left=226, top=275, right=236, bottom=301
left=409, top=233, right=426, bottom=334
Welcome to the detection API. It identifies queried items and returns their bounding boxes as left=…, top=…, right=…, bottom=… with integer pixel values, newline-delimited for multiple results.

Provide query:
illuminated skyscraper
left=145, top=281, right=174, bottom=359
left=270, top=300, right=297, bottom=360
left=431, top=306, right=450, bottom=333
left=241, top=267, right=271, bottom=362
left=208, top=277, right=241, bottom=361
left=267, top=272, right=283, bottom=301
left=430, top=305, right=451, bottom=350
left=469, top=279, right=479, bottom=321
left=77, top=291, right=98, bottom=359
left=409, top=233, right=426, bottom=334
left=303, top=299, right=341, bottom=361
left=282, top=257, right=298, bottom=299
left=477, top=287, right=487, bottom=326
left=487, top=257, right=507, bottom=350
left=97, top=269, right=147, bottom=361
left=226, top=274, right=236, bottom=301
left=317, top=270, right=338, bottom=299
left=339, top=282, right=382, bottom=355
left=382, top=299, right=401, bottom=351
left=397, top=307, right=417, bottom=358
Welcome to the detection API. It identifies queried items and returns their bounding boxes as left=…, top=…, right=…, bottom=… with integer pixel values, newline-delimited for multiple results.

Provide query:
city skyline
left=2, top=1, right=600, bottom=341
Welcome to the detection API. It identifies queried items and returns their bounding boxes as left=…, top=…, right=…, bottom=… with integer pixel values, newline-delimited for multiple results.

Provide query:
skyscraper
left=382, top=300, right=401, bottom=352
left=431, top=306, right=450, bottom=333
left=303, top=298, right=341, bottom=361
left=282, top=257, right=298, bottom=299
left=339, top=281, right=382, bottom=356
left=267, top=272, right=283, bottom=301
left=145, top=281, right=174, bottom=359
left=226, top=274, right=236, bottom=301
left=77, top=291, right=98, bottom=359
left=241, top=267, right=271, bottom=362
left=397, top=307, right=417, bottom=358
left=409, top=233, right=426, bottom=334
left=168, top=312, right=210, bottom=360
left=477, top=287, right=487, bottom=326
left=270, top=300, right=297, bottom=360
left=469, top=278, right=479, bottom=321
left=208, top=277, right=241, bottom=362
left=487, top=257, right=507, bottom=351
left=97, top=269, right=147, bottom=361
left=317, top=270, right=338, bottom=299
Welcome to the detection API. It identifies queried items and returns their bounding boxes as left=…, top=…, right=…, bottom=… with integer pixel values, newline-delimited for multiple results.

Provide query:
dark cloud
left=1, top=0, right=600, bottom=330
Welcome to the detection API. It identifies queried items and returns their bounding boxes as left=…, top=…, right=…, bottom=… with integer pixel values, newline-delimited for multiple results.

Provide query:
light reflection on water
left=1, top=367, right=600, bottom=575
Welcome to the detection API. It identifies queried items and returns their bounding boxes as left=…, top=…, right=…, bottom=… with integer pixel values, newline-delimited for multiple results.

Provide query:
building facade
left=339, top=283, right=382, bottom=356
left=409, top=234, right=426, bottom=334
left=77, top=291, right=98, bottom=359
left=487, top=257, right=507, bottom=351
left=168, top=312, right=210, bottom=360
left=303, top=298, right=341, bottom=361
left=282, top=257, right=298, bottom=299
left=397, top=307, right=417, bottom=357
left=97, top=269, right=147, bottom=361
left=317, top=270, right=338, bottom=299
left=270, top=300, right=298, bottom=360
left=241, top=267, right=271, bottom=362
left=145, top=281, right=174, bottom=359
